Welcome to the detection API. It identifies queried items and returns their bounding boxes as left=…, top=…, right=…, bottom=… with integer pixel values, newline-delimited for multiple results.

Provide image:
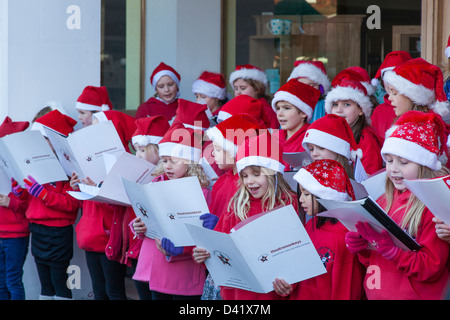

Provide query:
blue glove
left=161, top=238, right=184, bottom=256
left=200, top=213, right=219, bottom=230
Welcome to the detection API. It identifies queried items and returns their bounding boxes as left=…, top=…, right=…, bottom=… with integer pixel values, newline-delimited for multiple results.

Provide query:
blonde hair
left=229, top=166, right=295, bottom=221
left=152, top=157, right=210, bottom=188
left=383, top=164, right=450, bottom=237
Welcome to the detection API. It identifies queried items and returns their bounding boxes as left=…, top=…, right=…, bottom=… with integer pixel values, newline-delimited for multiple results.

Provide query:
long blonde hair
left=383, top=164, right=450, bottom=237
left=152, top=157, right=210, bottom=188
left=229, top=166, right=295, bottom=221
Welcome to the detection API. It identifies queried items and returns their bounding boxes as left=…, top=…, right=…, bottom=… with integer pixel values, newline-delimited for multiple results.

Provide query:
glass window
left=101, top=0, right=126, bottom=110
left=234, top=0, right=421, bottom=94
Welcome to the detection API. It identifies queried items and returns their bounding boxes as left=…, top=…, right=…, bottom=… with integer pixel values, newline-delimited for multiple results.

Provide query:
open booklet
left=67, top=152, right=156, bottom=206
left=0, top=130, right=68, bottom=187
left=185, top=205, right=326, bottom=294
left=403, top=175, right=450, bottom=226
left=122, top=176, right=209, bottom=247
left=44, top=120, right=125, bottom=184
left=317, top=196, right=420, bottom=251
left=282, top=152, right=312, bottom=170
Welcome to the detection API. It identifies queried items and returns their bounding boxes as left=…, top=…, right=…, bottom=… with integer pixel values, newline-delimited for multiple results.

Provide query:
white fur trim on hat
left=158, top=142, right=201, bottom=163
left=324, top=86, right=373, bottom=121
left=236, top=155, right=285, bottom=174
left=132, top=135, right=163, bottom=146
left=381, top=136, right=441, bottom=170
left=446, top=47, right=450, bottom=59
left=217, top=110, right=232, bottom=123
left=92, top=112, right=108, bottom=123
left=229, top=69, right=268, bottom=87
left=288, top=64, right=331, bottom=93
left=383, top=70, right=435, bottom=107
left=206, top=126, right=238, bottom=157
left=271, top=91, right=314, bottom=122
left=293, top=168, right=351, bottom=201
left=30, top=121, right=48, bottom=138
left=302, top=128, right=351, bottom=160
left=152, top=70, right=180, bottom=89
left=192, top=79, right=227, bottom=100
left=75, top=101, right=110, bottom=112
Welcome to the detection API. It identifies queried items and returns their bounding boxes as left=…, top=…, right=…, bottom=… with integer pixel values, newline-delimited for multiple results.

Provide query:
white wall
left=145, top=0, right=222, bottom=102
left=0, top=0, right=101, bottom=299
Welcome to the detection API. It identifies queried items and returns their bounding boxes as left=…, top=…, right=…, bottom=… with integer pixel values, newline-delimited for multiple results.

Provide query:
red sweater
left=0, top=193, right=29, bottom=238
left=23, top=181, right=79, bottom=227
left=357, top=189, right=450, bottom=300
left=290, top=219, right=365, bottom=300
left=209, top=169, right=239, bottom=218
left=135, top=97, right=179, bottom=122
left=214, top=193, right=299, bottom=300
left=357, top=126, right=384, bottom=176
left=370, top=95, right=396, bottom=139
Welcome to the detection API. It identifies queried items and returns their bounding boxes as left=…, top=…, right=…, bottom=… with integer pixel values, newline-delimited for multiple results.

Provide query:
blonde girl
left=192, top=132, right=298, bottom=300
left=345, top=111, right=450, bottom=300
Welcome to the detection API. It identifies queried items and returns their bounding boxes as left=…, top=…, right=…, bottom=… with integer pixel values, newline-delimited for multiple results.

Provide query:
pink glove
left=356, top=222, right=400, bottom=260
left=345, top=231, right=368, bottom=254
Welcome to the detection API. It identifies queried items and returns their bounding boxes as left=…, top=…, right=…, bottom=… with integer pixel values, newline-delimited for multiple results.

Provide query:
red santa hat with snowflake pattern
left=236, top=131, right=284, bottom=174
left=271, top=79, right=321, bottom=122
left=383, top=58, right=449, bottom=117
left=229, top=64, right=268, bottom=87
left=287, top=60, right=331, bottom=94
left=293, top=159, right=355, bottom=201
left=132, top=116, right=170, bottom=146
left=158, top=122, right=203, bottom=162
left=150, top=62, right=181, bottom=89
left=76, top=86, right=113, bottom=112
left=192, top=71, right=227, bottom=100
left=371, top=51, right=412, bottom=86
left=445, top=35, right=450, bottom=59
left=302, top=114, right=362, bottom=161
left=206, top=114, right=263, bottom=157
left=381, top=110, right=448, bottom=170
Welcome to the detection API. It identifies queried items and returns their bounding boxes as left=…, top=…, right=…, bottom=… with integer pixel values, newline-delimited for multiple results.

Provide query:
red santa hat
left=158, top=122, right=202, bottom=162
left=343, top=66, right=375, bottom=96
left=236, top=131, right=284, bottom=174
left=206, top=114, right=263, bottom=157
left=132, top=116, right=170, bottom=146
left=0, top=117, right=29, bottom=138
left=217, top=95, right=266, bottom=126
left=32, top=110, right=77, bottom=137
left=229, top=64, right=268, bottom=87
left=371, top=51, right=412, bottom=86
left=325, top=78, right=373, bottom=121
left=302, top=114, right=361, bottom=161
left=287, top=60, right=331, bottom=94
left=93, top=110, right=137, bottom=153
left=293, top=159, right=355, bottom=201
left=271, top=79, right=321, bottom=122
left=383, top=58, right=450, bottom=117
left=76, top=86, right=113, bottom=112
left=173, top=99, right=211, bottom=132
left=192, top=71, right=227, bottom=100
left=446, top=35, right=450, bottom=59
left=150, top=62, right=181, bottom=89
left=381, top=110, right=448, bottom=170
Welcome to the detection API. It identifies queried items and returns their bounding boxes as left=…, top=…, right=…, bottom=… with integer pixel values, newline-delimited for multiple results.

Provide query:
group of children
left=1, top=36, right=450, bottom=301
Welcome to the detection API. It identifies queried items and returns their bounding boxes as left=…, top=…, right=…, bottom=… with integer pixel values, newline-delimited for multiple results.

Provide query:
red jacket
left=358, top=126, right=384, bottom=176
left=0, top=193, right=29, bottom=238
left=209, top=169, right=239, bottom=218
left=357, top=189, right=450, bottom=300
left=75, top=200, right=114, bottom=253
left=370, top=95, right=396, bottom=138
left=135, top=97, right=178, bottom=122
left=23, top=181, right=79, bottom=227
left=214, top=193, right=299, bottom=300
left=290, top=219, right=365, bottom=300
